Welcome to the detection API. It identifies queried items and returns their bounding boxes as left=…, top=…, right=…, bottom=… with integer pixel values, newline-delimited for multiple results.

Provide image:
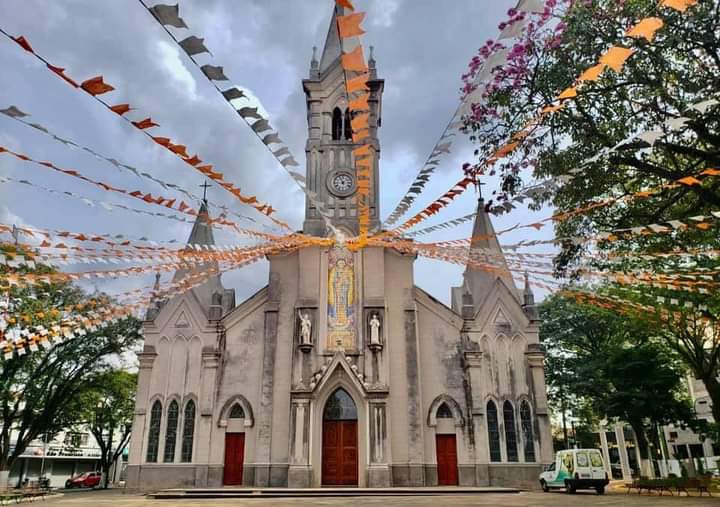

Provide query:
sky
left=0, top=0, right=557, bottom=306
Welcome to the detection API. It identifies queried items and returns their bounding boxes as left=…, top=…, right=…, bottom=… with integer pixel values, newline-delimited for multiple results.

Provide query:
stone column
left=615, top=423, right=632, bottom=480
left=254, top=274, right=281, bottom=486
left=404, top=309, right=424, bottom=485
left=368, top=401, right=390, bottom=486
left=598, top=427, right=612, bottom=475
left=288, top=399, right=312, bottom=487
left=526, top=346, right=553, bottom=463
left=195, top=346, right=220, bottom=485
left=126, top=347, right=156, bottom=488
left=463, top=351, right=488, bottom=486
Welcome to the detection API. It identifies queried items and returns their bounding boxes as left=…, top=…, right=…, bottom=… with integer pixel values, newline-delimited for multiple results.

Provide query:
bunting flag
left=0, top=104, right=259, bottom=227
left=0, top=29, right=291, bottom=230
left=335, top=1, right=375, bottom=240
left=138, top=1, right=340, bottom=236
left=380, top=2, right=559, bottom=230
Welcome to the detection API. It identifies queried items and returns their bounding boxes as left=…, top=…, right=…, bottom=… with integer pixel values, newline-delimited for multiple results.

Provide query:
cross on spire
left=199, top=181, right=211, bottom=203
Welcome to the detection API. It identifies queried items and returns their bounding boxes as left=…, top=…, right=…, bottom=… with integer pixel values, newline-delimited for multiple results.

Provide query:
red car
left=65, top=471, right=102, bottom=489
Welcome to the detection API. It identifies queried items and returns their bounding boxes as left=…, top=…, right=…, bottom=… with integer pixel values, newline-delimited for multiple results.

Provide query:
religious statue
left=327, top=248, right=356, bottom=349
left=299, top=311, right=312, bottom=345
left=369, top=313, right=381, bottom=346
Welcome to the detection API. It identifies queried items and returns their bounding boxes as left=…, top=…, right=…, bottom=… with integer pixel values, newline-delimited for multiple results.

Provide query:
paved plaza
left=44, top=489, right=717, bottom=506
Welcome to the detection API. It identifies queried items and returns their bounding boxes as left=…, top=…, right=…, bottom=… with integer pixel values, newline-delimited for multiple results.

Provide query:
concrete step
left=149, top=487, right=519, bottom=499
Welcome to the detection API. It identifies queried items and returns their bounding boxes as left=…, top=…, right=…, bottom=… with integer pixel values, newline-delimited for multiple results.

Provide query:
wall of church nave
left=477, top=332, right=530, bottom=401
left=147, top=336, right=202, bottom=406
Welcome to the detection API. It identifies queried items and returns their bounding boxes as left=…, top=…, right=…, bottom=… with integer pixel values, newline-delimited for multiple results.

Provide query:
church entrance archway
left=321, top=388, right=358, bottom=486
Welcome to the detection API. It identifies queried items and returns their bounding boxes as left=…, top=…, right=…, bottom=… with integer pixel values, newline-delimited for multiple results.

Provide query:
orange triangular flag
left=599, top=46, right=634, bottom=72
left=351, top=113, right=369, bottom=131
left=341, top=45, right=367, bottom=72
left=660, top=0, right=697, bottom=12
left=347, top=73, right=370, bottom=93
left=338, top=12, right=365, bottom=38
left=12, top=35, right=33, bottom=53
left=558, top=86, right=578, bottom=100
left=336, top=0, right=355, bottom=10
left=626, top=17, right=664, bottom=42
left=132, top=118, right=159, bottom=129
left=700, top=168, right=720, bottom=176
left=197, top=165, right=213, bottom=175
left=677, top=176, right=701, bottom=186
left=81, top=76, right=115, bottom=96
left=353, top=145, right=372, bottom=157
left=47, top=64, right=79, bottom=88
left=349, top=93, right=370, bottom=112
left=578, top=63, right=606, bottom=82
left=352, top=129, right=369, bottom=143
left=109, top=104, right=131, bottom=115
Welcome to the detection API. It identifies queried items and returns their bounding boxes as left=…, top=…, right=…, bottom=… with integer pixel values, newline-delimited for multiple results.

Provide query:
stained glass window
left=486, top=400, right=501, bottom=462
left=163, top=400, right=179, bottom=462
left=437, top=403, right=453, bottom=419
left=503, top=401, right=518, bottom=462
left=520, top=401, right=535, bottom=462
left=181, top=400, right=195, bottom=463
left=229, top=403, right=245, bottom=419
left=323, top=388, right=357, bottom=421
left=146, top=400, right=162, bottom=462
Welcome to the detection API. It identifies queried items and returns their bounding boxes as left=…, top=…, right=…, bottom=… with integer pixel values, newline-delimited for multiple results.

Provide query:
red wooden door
left=322, top=420, right=358, bottom=485
left=436, top=434, right=459, bottom=486
left=223, top=433, right=245, bottom=486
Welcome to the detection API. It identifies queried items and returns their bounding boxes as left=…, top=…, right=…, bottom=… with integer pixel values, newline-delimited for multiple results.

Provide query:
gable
left=470, top=277, right=530, bottom=333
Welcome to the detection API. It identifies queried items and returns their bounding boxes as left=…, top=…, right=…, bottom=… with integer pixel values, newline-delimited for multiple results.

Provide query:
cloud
left=156, top=41, right=198, bottom=99
left=0, top=0, right=530, bottom=305
left=371, top=0, right=401, bottom=28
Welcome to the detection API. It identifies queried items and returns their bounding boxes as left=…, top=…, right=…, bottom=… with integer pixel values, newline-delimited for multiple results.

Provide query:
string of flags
left=139, top=1, right=341, bottom=237
left=334, top=0, right=376, bottom=241
left=0, top=28, right=290, bottom=230
left=381, top=0, right=557, bottom=229
left=0, top=104, right=261, bottom=228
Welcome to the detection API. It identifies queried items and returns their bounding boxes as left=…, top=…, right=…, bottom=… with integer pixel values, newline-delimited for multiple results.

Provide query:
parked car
left=539, top=449, right=609, bottom=494
left=65, top=471, right=102, bottom=489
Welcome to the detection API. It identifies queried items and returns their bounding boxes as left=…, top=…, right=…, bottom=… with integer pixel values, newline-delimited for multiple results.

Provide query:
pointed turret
left=522, top=271, right=539, bottom=321
left=318, top=6, right=345, bottom=75
left=144, top=272, right=164, bottom=321
left=172, top=199, right=230, bottom=317
left=451, top=197, right=519, bottom=314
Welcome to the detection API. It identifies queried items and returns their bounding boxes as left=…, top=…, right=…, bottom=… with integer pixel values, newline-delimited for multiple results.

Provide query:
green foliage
left=73, top=370, right=137, bottom=488
left=0, top=244, right=141, bottom=473
left=464, top=0, right=720, bottom=273
left=540, top=292, right=697, bottom=455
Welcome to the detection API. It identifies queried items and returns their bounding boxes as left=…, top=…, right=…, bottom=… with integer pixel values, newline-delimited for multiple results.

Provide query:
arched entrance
left=322, top=388, right=358, bottom=485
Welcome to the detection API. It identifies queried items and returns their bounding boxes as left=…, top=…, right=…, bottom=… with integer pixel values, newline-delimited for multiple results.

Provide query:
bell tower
left=302, top=7, right=384, bottom=237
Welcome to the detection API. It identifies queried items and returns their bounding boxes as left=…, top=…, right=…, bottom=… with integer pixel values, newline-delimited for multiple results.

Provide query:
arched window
left=323, top=388, right=357, bottom=421
left=332, top=107, right=343, bottom=140
left=163, top=400, right=179, bottom=462
left=229, top=403, right=245, bottom=419
left=437, top=403, right=453, bottom=419
left=503, top=401, right=518, bottom=462
left=181, top=400, right=196, bottom=463
left=486, top=401, right=501, bottom=462
left=344, top=109, right=353, bottom=140
left=520, top=401, right=535, bottom=462
left=146, top=400, right=162, bottom=462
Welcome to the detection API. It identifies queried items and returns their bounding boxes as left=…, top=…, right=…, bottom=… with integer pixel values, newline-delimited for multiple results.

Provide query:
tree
left=75, top=370, right=137, bottom=488
left=463, top=0, right=720, bottom=255
left=464, top=0, right=720, bottom=422
left=0, top=244, right=141, bottom=484
left=540, top=293, right=697, bottom=467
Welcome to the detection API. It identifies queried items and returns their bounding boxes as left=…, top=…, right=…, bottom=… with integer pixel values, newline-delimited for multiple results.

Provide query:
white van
left=539, top=449, right=609, bottom=494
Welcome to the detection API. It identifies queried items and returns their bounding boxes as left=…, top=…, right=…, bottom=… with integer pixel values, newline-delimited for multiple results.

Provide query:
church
left=126, top=7, right=553, bottom=490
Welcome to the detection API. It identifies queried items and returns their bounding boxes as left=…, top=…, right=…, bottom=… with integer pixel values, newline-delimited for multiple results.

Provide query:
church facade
left=126, top=8, right=553, bottom=491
